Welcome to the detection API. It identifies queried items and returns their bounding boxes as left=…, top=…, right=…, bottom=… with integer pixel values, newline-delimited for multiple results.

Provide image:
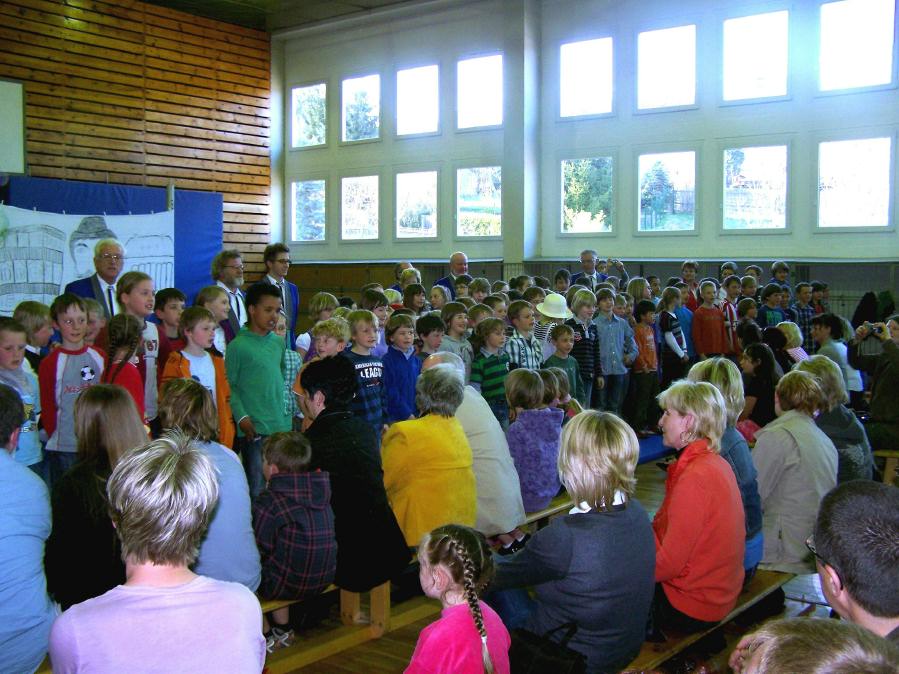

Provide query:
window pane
left=723, top=11, right=788, bottom=100
left=397, top=65, right=439, bottom=135
left=560, top=38, right=613, bottom=117
left=396, top=171, right=438, bottom=238
left=818, top=138, right=891, bottom=227
left=291, top=83, right=326, bottom=147
left=723, top=146, right=787, bottom=230
left=637, top=25, right=696, bottom=109
left=342, top=74, right=380, bottom=141
left=561, top=157, right=613, bottom=233
left=820, top=0, right=895, bottom=91
left=292, top=180, right=326, bottom=241
left=457, top=55, right=503, bottom=128
left=341, top=175, right=379, bottom=239
left=638, top=151, right=695, bottom=231
left=456, top=167, right=502, bottom=236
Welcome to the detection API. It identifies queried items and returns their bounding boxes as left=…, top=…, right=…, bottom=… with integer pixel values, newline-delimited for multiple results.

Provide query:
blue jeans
left=597, top=374, right=627, bottom=415
left=486, top=398, right=510, bottom=431
left=236, top=435, right=266, bottom=501
left=45, top=451, right=78, bottom=488
left=484, top=587, right=537, bottom=630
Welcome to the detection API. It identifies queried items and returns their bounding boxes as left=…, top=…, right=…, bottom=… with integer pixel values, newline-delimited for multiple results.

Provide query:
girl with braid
left=101, top=313, right=145, bottom=420
left=406, top=524, right=511, bottom=674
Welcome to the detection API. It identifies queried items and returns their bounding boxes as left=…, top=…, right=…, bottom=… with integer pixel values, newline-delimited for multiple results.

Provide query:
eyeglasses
left=274, top=258, right=291, bottom=265
left=99, top=253, right=124, bottom=261
left=224, top=264, right=245, bottom=271
left=806, top=536, right=829, bottom=567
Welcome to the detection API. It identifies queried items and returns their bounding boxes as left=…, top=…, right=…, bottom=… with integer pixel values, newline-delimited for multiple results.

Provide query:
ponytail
left=455, top=540, right=494, bottom=674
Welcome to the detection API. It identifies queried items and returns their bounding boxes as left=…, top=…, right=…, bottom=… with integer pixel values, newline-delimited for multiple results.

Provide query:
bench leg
left=369, top=582, right=391, bottom=637
left=340, top=589, right=363, bottom=626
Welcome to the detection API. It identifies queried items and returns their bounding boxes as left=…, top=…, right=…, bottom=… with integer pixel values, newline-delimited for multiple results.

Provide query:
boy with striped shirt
left=470, top=318, right=512, bottom=430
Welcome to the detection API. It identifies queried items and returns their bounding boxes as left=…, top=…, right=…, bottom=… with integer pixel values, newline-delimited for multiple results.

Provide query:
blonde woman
left=776, top=321, right=809, bottom=365
left=489, top=411, right=655, bottom=673
left=754, top=370, right=838, bottom=574
left=652, top=380, right=745, bottom=636
left=796, top=356, right=873, bottom=482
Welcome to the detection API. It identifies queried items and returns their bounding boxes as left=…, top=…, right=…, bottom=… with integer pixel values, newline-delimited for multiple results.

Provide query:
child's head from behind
left=548, top=366, right=571, bottom=401
left=262, top=431, right=312, bottom=480
left=537, top=369, right=560, bottom=407
left=154, top=288, right=186, bottom=329
left=74, top=384, right=146, bottom=469
left=180, top=306, right=217, bottom=350
left=416, top=314, right=446, bottom=352
left=506, top=368, right=544, bottom=410
left=13, top=301, right=52, bottom=348
left=468, top=304, right=493, bottom=327
left=309, top=292, right=339, bottom=321
left=50, top=293, right=88, bottom=347
left=0, top=318, right=27, bottom=371
left=106, top=314, right=144, bottom=362
left=196, top=285, right=230, bottom=323
left=117, top=271, right=154, bottom=318
left=159, top=377, right=220, bottom=443
left=441, top=302, right=469, bottom=337
left=386, top=313, right=416, bottom=351
left=312, top=317, right=351, bottom=357
left=418, top=524, right=495, bottom=672
left=660, top=286, right=681, bottom=312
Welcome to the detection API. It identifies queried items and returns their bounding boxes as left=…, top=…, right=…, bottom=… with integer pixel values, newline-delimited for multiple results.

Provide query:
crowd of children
left=5, top=249, right=897, bottom=673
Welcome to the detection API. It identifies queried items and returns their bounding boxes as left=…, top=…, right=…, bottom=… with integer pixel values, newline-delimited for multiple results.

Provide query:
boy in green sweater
left=225, top=282, right=291, bottom=500
left=543, top=324, right=585, bottom=406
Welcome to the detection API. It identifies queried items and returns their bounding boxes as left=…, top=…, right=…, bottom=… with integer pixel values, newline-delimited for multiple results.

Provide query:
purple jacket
left=506, top=407, right=565, bottom=512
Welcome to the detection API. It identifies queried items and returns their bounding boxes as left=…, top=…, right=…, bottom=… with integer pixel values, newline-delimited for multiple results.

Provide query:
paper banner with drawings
left=0, top=205, right=175, bottom=314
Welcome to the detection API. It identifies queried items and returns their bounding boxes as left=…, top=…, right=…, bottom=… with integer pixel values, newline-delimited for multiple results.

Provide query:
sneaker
left=264, top=632, right=277, bottom=654
left=271, top=626, right=295, bottom=649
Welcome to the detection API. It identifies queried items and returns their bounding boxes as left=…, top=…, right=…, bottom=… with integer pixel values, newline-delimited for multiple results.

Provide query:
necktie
left=107, top=285, right=116, bottom=317
left=232, top=292, right=242, bottom=323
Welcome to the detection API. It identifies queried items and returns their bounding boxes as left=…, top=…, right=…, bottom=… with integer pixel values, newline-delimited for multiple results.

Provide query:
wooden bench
left=874, top=449, right=898, bottom=485
left=623, top=569, right=794, bottom=672
left=522, top=492, right=574, bottom=530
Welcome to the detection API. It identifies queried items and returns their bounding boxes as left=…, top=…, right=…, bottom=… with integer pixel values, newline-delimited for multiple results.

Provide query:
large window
left=723, top=11, right=789, bottom=101
left=291, top=83, right=327, bottom=148
left=291, top=180, right=326, bottom=241
left=560, top=38, right=613, bottom=117
left=456, top=166, right=502, bottom=236
left=397, top=65, right=439, bottom=136
left=723, top=145, right=787, bottom=230
left=638, top=151, right=696, bottom=231
left=341, top=74, right=380, bottom=142
left=396, top=171, right=438, bottom=238
left=820, top=0, right=895, bottom=91
left=637, top=25, right=696, bottom=110
left=341, top=175, right=379, bottom=239
left=561, top=157, right=613, bottom=233
left=818, top=137, right=891, bottom=228
left=457, top=55, right=503, bottom=128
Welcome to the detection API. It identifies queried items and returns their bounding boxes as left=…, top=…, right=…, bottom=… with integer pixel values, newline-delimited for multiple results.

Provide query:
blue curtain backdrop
left=7, top=176, right=222, bottom=304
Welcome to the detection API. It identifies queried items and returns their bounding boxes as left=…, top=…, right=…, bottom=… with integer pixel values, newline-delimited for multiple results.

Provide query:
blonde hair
left=311, top=317, right=351, bottom=343
left=777, top=321, right=803, bottom=349
left=571, top=288, right=596, bottom=314
left=347, top=309, right=378, bottom=333
left=469, top=277, right=491, bottom=296
left=559, top=411, right=638, bottom=510
left=660, top=286, right=681, bottom=312
left=626, top=277, right=649, bottom=302
left=657, top=380, right=726, bottom=451
left=107, top=430, right=219, bottom=567
left=741, top=617, right=899, bottom=674
left=399, top=267, right=421, bottom=287
left=537, top=369, right=560, bottom=406
left=505, top=368, right=543, bottom=410
left=12, top=301, right=51, bottom=342
left=547, top=366, right=571, bottom=399
left=115, top=271, right=152, bottom=309
left=775, top=369, right=824, bottom=416
left=158, top=378, right=219, bottom=442
left=795, top=355, right=848, bottom=411
left=74, top=384, right=147, bottom=469
left=687, top=358, right=745, bottom=426
left=195, top=285, right=228, bottom=307
left=308, top=292, right=338, bottom=317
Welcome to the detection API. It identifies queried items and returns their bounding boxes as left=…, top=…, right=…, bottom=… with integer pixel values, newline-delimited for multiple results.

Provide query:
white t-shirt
left=183, top=351, right=217, bottom=407
left=141, top=322, right=159, bottom=419
left=212, top=326, right=227, bottom=356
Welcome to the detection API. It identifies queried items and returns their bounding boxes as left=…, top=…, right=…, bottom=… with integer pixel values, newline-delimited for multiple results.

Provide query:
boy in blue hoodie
left=382, top=313, right=421, bottom=422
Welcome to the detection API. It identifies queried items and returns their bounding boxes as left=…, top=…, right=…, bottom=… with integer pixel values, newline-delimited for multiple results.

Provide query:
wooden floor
left=280, top=462, right=829, bottom=673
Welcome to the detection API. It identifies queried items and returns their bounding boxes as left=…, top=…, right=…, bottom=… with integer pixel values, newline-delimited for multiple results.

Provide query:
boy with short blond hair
left=196, top=285, right=231, bottom=356
left=383, top=314, right=421, bottom=423
left=345, top=310, right=388, bottom=440
left=468, top=303, right=493, bottom=328
left=0, top=318, right=42, bottom=472
left=13, top=301, right=52, bottom=372
left=692, top=280, right=729, bottom=359
left=82, top=298, right=105, bottom=347
left=38, top=293, right=105, bottom=483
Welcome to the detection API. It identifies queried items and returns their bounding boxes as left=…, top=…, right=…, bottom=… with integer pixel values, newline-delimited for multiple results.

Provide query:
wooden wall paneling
left=0, top=0, right=272, bottom=275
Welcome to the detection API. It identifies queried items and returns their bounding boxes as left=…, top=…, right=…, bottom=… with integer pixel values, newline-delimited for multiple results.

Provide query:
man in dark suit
left=63, top=238, right=125, bottom=320
left=261, top=242, right=300, bottom=348
left=434, top=251, right=468, bottom=301
left=211, top=249, right=246, bottom=343
left=570, top=249, right=628, bottom=290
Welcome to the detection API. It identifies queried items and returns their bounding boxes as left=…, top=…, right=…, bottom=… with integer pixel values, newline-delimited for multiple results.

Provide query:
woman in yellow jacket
left=382, top=363, right=476, bottom=546
left=160, top=307, right=236, bottom=449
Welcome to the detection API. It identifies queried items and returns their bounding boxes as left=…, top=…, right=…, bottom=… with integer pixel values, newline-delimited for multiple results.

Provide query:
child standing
left=680, top=260, right=700, bottom=312
left=439, top=302, right=474, bottom=381
left=361, top=288, right=391, bottom=358
left=225, top=283, right=292, bottom=499
left=658, top=287, right=689, bottom=390
left=13, top=301, right=53, bottom=373
left=721, top=275, right=742, bottom=356
left=0, top=318, right=42, bottom=474
left=101, top=314, right=146, bottom=420
left=274, top=314, right=302, bottom=430
left=295, top=292, right=338, bottom=361
left=470, top=318, right=512, bottom=430
left=344, top=309, right=389, bottom=442
left=154, top=288, right=186, bottom=352
left=429, top=285, right=449, bottom=312
left=505, top=369, right=564, bottom=512
left=407, top=524, right=510, bottom=674
left=543, top=324, right=585, bottom=408
left=469, top=278, right=491, bottom=305
left=674, top=283, right=697, bottom=361
left=39, top=293, right=105, bottom=484
left=161, top=306, right=235, bottom=449
left=631, top=300, right=661, bottom=436
left=756, top=283, right=787, bottom=329
left=736, top=298, right=763, bottom=351
left=254, top=432, right=336, bottom=652
left=402, top=284, right=429, bottom=317
left=534, top=293, right=572, bottom=361
left=564, top=288, right=601, bottom=408
left=415, top=314, right=446, bottom=363
left=692, top=280, right=729, bottom=360
left=546, top=365, right=584, bottom=422
left=82, top=298, right=106, bottom=348
left=503, top=300, right=543, bottom=371
left=196, top=285, right=232, bottom=357
left=383, top=314, right=422, bottom=423
left=594, top=288, right=637, bottom=415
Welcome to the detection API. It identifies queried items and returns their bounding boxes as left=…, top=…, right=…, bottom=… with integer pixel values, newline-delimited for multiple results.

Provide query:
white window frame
left=633, top=143, right=702, bottom=237
left=339, top=72, right=382, bottom=145
left=557, top=147, right=619, bottom=239
left=338, top=169, right=384, bottom=243
left=288, top=174, right=329, bottom=244
left=455, top=52, right=504, bottom=132
left=453, top=161, right=504, bottom=241
left=395, top=63, right=442, bottom=139
left=288, top=79, right=329, bottom=151
left=633, top=21, right=700, bottom=115
left=718, top=8, right=792, bottom=107
left=392, top=163, right=443, bottom=243
left=557, top=36, right=616, bottom=122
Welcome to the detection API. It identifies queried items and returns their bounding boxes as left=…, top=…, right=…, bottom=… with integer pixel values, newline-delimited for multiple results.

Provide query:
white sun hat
left=536, top=292, right=573, bottom=320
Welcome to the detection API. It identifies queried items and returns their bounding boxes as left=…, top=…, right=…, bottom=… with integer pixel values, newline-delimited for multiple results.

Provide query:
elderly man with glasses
left=211, top=249, right=247, bottom=344
left=64, top=237, right=126, bottom=320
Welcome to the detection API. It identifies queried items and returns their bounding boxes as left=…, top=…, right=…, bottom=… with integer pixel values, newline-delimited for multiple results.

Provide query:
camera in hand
left=864, top=322, right=884, bottom=336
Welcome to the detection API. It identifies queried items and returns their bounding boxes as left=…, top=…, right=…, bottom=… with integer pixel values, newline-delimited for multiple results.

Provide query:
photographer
left=848, top=316, right=899, bottom=450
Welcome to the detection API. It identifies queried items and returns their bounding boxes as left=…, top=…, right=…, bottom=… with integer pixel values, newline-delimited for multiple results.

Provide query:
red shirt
left=653, top=439, right=745, bottom=621
left=692, top=305, right=729, bottom=357
left=634, top=323, right=658, bottom=372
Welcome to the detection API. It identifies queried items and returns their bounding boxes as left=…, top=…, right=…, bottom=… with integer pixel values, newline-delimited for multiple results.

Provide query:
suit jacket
left=570, top=271, right=604, bottom=290
left=64, top=274, right=113, bottom=320
left=434, top=275, right=456, bottom=300
left=219, top=286, right=245, bottom=344
left=263, top=276, right=300, bottom=348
